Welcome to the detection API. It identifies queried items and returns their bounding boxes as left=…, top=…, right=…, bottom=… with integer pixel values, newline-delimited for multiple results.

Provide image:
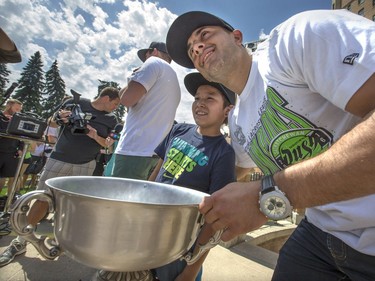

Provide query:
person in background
left=44, top=116, right=59, bottom=145
left=0, top=99, right=23, bottom=194
left=149, top=72, right=236, bottom=281
left=166, top=9, right=375, bottom=280
left=21, top=141, right=46, bottom=189
left=0, top=87, right=120, bottom=267
left=111, top=41, right=181, bottom=180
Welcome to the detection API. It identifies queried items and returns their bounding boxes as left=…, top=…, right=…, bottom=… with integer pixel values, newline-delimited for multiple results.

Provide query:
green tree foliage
left=0, top=63, right=11, bottom=105
left=42, top=60, right=66, bottom=119
left=98, top=79, right=126, bottom=122
left=12, top=51, right=45, bottom=116
left=3, top=52, right=123, bottom=125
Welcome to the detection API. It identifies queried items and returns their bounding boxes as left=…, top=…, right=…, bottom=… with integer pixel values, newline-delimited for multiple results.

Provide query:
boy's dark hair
left=99, top=87, right=120, bottom=101
left=184, top=72, right=236, bottom=105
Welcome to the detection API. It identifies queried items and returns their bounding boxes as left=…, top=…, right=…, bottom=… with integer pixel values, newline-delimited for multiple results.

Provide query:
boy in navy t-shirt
left=149, top=72, right=236, bottom=281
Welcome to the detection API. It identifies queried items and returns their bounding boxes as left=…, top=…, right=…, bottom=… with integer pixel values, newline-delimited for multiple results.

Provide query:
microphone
left=109, top=123, right=123, bottom=140
left=3, top=82, right=18, bottom=98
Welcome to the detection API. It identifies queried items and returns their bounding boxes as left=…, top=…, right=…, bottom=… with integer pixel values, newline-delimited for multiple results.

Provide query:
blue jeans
left=272, top=218, right=375, bottom=281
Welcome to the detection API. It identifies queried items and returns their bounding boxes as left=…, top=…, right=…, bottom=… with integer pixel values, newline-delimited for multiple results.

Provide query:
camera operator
left=0, top=99, right=24, bottom=194
left=0, top=87, right=120, bottom=267
left=49, top=87, right=119, bottom=167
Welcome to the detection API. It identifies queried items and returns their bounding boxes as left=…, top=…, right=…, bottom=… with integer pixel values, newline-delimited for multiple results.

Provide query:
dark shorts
left=111, top=154, right=159, bottom=180
left=0, top=152, right=20, bottom=177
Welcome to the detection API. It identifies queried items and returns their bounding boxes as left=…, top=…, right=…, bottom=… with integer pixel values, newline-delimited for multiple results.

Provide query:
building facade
left=332, top=0, right=375, bottom=21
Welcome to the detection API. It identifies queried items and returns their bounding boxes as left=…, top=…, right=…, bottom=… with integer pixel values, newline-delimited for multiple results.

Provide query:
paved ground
left=0, top=219, right=281, bottom=281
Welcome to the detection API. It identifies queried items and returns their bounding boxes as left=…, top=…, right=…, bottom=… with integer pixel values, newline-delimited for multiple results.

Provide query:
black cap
left=166, top=11, right=234, bottom=69
left=137, top=42, right=169, bottom=62
left=184, top=72, right=236, bottom=105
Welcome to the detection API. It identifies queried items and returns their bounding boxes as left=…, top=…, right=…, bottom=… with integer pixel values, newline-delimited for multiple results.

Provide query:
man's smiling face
left=187, top=26, right=240, bottom=83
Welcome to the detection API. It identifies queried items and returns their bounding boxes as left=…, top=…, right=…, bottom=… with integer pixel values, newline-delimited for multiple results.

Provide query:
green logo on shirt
left=237, top=87, right=333, bottom=174
left=162, top=138, right=208, bottom=179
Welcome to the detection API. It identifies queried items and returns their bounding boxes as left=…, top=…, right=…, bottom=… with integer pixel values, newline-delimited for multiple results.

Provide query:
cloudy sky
left=1, top=0, right=331, bottom=123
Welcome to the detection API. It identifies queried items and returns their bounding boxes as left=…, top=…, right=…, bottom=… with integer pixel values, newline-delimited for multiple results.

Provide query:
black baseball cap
left=137, top=42, right=169, bottom=62
left=166, top=11, right=234, bottom=69
left=184, top=72, right=236, bottom=105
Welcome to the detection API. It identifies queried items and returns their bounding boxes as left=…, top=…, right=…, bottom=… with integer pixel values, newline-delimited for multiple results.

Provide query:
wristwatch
left=259, top=175, right=292, bottom=220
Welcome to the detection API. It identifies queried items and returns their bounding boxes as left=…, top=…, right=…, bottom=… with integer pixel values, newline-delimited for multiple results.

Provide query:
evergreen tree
left=12, top=51, right=45, bottom=115
left=0, top=63, right=11, bottom=105
left=42, top=60, right=66, bottom=118
left=98, top=79, right=126, bottom=122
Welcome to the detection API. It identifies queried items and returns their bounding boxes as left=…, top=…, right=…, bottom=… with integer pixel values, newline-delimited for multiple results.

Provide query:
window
left=358, top=0, right=365, bottom=4
left=358, top=8, right=365, bottom=16
left=347, top=4, right=351, bottom=10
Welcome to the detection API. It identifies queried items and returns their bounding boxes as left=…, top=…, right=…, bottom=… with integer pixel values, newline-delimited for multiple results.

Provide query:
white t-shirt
left=44, top=126, right=58, bottom=140
left=229, top=9, right=375, bottom=254
left=115, top=56, right=181, bottom=157
left=32, top=143, right=45, bottom=157
left=44, top=126, right=58, bottom=157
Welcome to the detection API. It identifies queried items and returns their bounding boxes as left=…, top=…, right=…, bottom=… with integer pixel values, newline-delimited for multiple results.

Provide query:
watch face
left=260, top=193, right=289, bottom=220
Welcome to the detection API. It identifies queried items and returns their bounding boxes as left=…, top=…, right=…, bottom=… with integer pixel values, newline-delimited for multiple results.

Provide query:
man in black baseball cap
left=137, top=41, right=170, bottom=62
left=166, top=9, right=375, bottom=281
left=166, top=12, right=234, bottom=69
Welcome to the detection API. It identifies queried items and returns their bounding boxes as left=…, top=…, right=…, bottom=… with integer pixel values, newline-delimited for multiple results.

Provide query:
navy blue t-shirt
left=154, top=123, right=236, bottom=194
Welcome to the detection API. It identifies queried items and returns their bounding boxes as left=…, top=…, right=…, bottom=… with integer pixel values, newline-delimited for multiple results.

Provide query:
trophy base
left=93, top=269, right=155, bottom=281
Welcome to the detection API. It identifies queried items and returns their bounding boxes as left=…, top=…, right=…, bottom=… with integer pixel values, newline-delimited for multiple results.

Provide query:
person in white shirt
left=166, top=9, right=375, bottom=280
left=111, top=42, right=181, bottom=180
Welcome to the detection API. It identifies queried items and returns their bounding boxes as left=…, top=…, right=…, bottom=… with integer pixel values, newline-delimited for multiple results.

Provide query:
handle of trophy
left=181, top=228, right=223, bottom=265
left=9, top=190, right=62, bottom=260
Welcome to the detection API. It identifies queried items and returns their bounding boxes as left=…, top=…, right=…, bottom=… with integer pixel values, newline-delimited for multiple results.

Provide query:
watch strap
left=261, top=175, right=276, bottom=195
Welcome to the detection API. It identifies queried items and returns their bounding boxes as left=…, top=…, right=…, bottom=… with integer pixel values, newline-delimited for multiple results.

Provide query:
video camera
left=62, top=89, right=94, bottom=135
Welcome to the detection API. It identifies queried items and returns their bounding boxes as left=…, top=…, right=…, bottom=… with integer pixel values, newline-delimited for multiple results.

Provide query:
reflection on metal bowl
left=10, top=176, right=208, bottom=271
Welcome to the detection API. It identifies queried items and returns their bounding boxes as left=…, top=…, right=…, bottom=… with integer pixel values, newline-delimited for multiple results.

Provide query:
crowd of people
left=0, top=7, right=374, bottom=281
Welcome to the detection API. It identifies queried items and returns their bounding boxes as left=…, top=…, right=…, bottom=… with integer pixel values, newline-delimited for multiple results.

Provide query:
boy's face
left=192, top=85, right=229, bottom=129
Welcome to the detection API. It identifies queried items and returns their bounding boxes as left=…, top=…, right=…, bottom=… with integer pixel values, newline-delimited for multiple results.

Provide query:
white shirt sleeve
left=264, top=9, right=375, bottom=111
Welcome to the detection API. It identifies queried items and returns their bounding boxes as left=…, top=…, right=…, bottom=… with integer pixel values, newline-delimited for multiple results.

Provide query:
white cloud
left=75, top=14, right=86, bottom=26
left=0, top=0, right=195, bottom=123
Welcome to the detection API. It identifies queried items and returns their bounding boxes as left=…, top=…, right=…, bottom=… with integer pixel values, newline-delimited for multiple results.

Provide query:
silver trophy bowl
left=10, top=176, right=221, bottom=273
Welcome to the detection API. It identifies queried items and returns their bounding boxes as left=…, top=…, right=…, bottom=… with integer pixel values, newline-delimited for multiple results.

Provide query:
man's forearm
left=93, top=134, right=110, bottom=148
left=276, top=109, right=375, bottom=208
